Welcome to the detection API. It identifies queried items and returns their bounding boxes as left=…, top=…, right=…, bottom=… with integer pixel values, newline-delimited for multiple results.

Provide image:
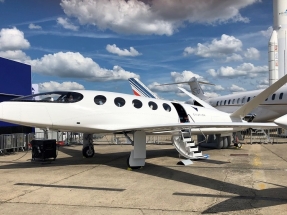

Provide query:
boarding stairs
left=172, top=128, right=205, bottom=159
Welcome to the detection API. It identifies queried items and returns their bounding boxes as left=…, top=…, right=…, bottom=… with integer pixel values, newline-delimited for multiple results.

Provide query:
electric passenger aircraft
left=1, top=74, right=287, bottom=168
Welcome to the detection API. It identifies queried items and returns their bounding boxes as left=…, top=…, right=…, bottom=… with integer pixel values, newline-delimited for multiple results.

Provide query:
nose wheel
left=82, top=145, right=95, bottom=158
left=234, top=143, right=242, bottom=148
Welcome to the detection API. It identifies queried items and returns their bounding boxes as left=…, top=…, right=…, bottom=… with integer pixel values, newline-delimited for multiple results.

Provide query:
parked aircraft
left=129, top=77, right=287, bottom=122
left=1, top=74, right=287, bottom=168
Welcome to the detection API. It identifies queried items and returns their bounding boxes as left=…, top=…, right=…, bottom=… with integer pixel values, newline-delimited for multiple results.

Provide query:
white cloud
left=183, top=34, right=242, bottom=58
left=226, top=53, right=243, bottom=62
left=39, top=81, right=85, bottom=92
left=204, top=92, right=220, bottom=98
left=229, top=84, right=246, bottom=92
left=244, top=47, right=260, bottom=60
left=60, top=0, right=259, bottom=35
left=170, top=70, right=205, bottom=83
left=0, top=0, right=4, bottom=2
left=0, top=50, right=30, bottom=62
left=29, top=23, right=42, bottom=30
left=261, top=26, right=273, bottom=38
left=106, top=44, right=141, bottom=57
left=207, top=63, right=268, bottom=77
left=148, top=82, right=177, bottom=92
left=57, top=17, right=79, bottom=31
left=28, top=51, right=139, bottom=81
left=0, top=27, right=30, bottom=51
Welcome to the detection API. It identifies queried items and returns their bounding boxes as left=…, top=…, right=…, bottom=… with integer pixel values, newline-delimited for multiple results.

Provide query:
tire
left=126, top=156, right=142, bottom=170
left=82, top=145, right=94, bottom=158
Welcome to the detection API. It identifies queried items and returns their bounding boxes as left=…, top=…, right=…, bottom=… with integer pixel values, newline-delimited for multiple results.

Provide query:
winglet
left=230, top=74, right=287, bottom=118
left=178, top=87, right=215, bottom=109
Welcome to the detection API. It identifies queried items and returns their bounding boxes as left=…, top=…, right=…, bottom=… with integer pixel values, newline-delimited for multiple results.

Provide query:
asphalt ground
left=0, top=142, right=287, bottom=214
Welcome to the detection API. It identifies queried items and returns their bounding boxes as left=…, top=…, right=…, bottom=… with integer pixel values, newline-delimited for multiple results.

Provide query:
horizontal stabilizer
left=231, top=74, right=287, bottom=118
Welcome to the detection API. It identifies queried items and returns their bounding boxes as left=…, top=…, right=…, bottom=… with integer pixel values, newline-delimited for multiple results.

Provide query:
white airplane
left=1, top=75, right=287, bottom=169
left=129, top=77, right=287, bottom=122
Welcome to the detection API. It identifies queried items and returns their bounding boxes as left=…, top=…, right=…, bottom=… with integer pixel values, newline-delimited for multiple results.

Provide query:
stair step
left=193, top=151, right=203, bottom=156
left=185, top=142, right=195, bottom=147
left=183, top=137, right=192, bottom=142
left=187, top=147, right=199, bottom=153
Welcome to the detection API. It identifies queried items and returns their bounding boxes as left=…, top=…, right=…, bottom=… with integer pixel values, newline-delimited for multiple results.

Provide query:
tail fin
left=231, top=74, right=287, bottom=119
left=156, top=77, right=214, bottom=100
left=128, top=78, right=159, bottom=99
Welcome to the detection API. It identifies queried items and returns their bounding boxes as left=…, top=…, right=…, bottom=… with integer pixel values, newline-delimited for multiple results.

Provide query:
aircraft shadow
left=0, top=146, right=286, bottom=213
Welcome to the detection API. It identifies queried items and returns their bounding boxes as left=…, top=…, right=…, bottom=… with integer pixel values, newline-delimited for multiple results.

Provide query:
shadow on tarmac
left=0, top=145, right=287, bottom=213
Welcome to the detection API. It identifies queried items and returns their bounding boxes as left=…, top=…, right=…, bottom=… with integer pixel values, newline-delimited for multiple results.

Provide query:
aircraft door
left=171, top=103, right=191, bottom=123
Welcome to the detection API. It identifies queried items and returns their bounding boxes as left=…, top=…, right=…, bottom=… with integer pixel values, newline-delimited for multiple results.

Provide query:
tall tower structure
left=270, top=0, right=287, bottom=85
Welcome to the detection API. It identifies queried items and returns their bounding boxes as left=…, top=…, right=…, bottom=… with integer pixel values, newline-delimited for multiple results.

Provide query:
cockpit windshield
left=12, top=91, right=83, bottom=103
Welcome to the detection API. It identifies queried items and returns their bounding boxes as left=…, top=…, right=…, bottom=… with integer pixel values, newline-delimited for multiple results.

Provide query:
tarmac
left=0, top=142, right=287, bottom=214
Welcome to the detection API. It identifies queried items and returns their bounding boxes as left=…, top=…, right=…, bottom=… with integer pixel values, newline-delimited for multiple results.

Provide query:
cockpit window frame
left=11, top=91, right=84, bottom=103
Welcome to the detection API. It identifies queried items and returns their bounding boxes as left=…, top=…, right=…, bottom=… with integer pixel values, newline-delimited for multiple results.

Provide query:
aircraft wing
left=113, top=122, right=277, bottom=133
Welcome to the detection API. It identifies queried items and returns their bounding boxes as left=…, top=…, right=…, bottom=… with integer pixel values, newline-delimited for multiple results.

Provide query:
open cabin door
left=171, top=103, right=190, bottom=123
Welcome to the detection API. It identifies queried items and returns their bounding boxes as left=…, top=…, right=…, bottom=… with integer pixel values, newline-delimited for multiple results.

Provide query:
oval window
left=163, top=103, right=171, bottom=112
left=114, top=97, right=125, bottom=107
left=148, top=101, right=158, bottom=110
left=132, top=99, right=142, bottom=109
left=94, top=95, right=107, bottom=105
left=242, top=97, right=245, bottom=104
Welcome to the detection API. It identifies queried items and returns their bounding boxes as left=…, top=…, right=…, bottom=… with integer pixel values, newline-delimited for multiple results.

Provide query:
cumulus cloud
left=148, top=82, right=177, bottom=92
left=29, top=23, right=42, bottom=30
left=28, top=51, right=139, bottom=81
left=207, top=63, right=268, bottom=77
left=57, top=17, right=79, bottom=31
left=0, top=27, right=30, bottom=51
left=60, top=0, right=259, bottom=35
left=39, top=81, right=85, bottom=92
left=244, top=47, right=260, bottom=60
left=226, top=53, right=243, bottom=62
left=106, top=44, right=141, bottom=57
left=261, top=26, right=273, bottom=38
left=229, top=84, right=246, bottom=92
left=183, top=34, right=242, bottom=58
left=0, top=50, right=30, bottom=62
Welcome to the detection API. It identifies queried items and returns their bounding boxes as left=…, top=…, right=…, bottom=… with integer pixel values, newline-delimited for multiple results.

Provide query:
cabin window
left=148, top=101, right=158, bottom=110
left=279, top=93, right=283, bottom=100
left=247, top=97, right=250, bottom=102
left=237, top=98, right=240, bottom=104
left=232, top=99, right=235, bottom=104
left=114, top=97, right=125, bottom=107
left=224, top=100, right=226, bottom=105
left=220, top=101, right=222, bottom=105
left=132, top=99, right=142, bottom=109
left=265, top=97, right=268, bottom=101
left=163, top=103, right=171, bottom=112
left=216, top=101, right=219, bottom=106
left=94, top=95, right=106, bottom=105
left=242, top=97, right=245, bottom=103
left=228, top=99, right=231, bottom=105
left=272, top=94, right=276, bottom=100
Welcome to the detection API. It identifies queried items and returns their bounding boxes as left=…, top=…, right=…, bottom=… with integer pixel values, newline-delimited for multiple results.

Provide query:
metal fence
left=0, top=133, right=27, bottom=154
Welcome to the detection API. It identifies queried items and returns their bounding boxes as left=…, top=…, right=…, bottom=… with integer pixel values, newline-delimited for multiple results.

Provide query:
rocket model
left=269, top=0, right=287, bottom=85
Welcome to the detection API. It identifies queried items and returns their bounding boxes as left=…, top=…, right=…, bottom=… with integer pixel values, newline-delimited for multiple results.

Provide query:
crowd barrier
left=0, top=133, right=27, bottom=153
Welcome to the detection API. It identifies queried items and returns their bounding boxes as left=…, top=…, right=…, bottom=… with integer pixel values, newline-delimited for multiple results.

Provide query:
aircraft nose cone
left=274, top=114, right=287, bottom=130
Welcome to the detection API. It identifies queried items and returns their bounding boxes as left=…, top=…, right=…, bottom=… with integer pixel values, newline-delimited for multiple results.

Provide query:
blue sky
left=0, top=0, right=273, bottom=100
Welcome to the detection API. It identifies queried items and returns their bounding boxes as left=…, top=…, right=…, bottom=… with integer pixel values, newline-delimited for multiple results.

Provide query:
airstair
left=172, top=128, right=205, bottom=159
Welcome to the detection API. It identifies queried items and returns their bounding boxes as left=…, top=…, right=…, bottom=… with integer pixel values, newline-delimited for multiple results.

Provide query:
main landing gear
left=126, top=131, right=146, bottom=170
left=82, top=133, right=95, bottom=158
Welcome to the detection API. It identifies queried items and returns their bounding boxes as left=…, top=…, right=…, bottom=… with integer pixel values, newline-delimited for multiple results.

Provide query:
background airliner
left=129, top=77, right=287, bottom=122
left=1, top=75, right=286, bottom=168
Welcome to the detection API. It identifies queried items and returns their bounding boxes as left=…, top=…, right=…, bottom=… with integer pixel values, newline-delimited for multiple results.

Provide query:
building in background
left=0, top=57, right=33, bottom=134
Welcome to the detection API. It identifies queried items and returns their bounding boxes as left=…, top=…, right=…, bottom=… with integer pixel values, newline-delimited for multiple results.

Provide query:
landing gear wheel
left=82, top=145, right=94, bottom=158
left=234, top=143, right=242, bottom=148
left=127, top=156, right=142, bottom=170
